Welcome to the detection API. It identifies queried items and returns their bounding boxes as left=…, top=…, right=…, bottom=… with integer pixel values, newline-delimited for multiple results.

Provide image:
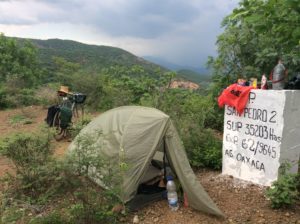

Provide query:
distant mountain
left=15, top=38, right=168, bottom=78
left=143, top=55, right=212, bottom=85
left=15, top=37, right=207, bottom=84
left=143, top=56, right=209, bottom=74
left=176, top=69, right=212, bottom=84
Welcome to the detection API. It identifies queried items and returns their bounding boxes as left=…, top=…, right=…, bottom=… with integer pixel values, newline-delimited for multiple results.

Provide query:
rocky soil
left=125, top=170, right=299, bottom=224
left=0, top=106, right=299, bottom=224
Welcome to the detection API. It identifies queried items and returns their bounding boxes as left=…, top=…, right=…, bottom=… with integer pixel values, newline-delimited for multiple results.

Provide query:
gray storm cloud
left=0, top=0, right=238, bottom=67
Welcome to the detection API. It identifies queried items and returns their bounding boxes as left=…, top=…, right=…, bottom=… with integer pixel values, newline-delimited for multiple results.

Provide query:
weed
left=9, top=114, right=33, bottom=126
left=266, top=163, right=300, bottom=209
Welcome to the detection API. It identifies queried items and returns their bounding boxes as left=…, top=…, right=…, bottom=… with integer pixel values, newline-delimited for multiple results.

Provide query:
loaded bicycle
left=45, top=86, right=87, bottom=140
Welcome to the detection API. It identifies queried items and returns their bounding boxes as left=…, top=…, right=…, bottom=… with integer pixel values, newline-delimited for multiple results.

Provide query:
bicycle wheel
left=52, top=110, right=61, bottom=130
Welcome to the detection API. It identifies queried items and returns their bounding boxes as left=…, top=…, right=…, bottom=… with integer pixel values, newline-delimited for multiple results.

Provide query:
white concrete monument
left=222, top=90, right=300, bottom=186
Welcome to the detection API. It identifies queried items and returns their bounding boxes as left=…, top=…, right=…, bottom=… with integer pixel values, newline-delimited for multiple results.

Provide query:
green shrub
left=29, top=211, right=69, bottom=224
left=4, top=88, right=40, bottom=108
left=1, top=206, right=26, bottom=224
left=65, top=131, right=122, bottom=223
left=69, top=114, right=92, bottom=139
left=9, top=114, right=33, bottom=126
left=0, top=85, right=8, bottom=108
left=0, top=88, right=41, bottom=108
left=34, top=85, right=59, bottom=107
left=184, top=128, right=222, bottom=170
left=146, top=89, right=223, bottom=170
left=0, top=129, right=67, bottom=199
left=266, top=164, right=300, bottom=209
left=0, top=128, right=122, bottom=224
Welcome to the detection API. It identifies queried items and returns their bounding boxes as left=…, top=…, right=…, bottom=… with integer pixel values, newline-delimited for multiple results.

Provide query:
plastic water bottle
left=166, top=176, right=179, bottom=211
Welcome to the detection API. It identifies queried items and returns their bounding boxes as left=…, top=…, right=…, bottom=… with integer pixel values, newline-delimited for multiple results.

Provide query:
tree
left=52, top=56, right=80, bottom=85
left=208, top=0, right=300, bottom=90
left=0, top=33, right=40, bottom=89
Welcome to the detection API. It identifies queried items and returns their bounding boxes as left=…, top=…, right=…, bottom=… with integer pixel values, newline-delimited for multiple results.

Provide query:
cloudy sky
left=0, top=0, right=239, bottom=69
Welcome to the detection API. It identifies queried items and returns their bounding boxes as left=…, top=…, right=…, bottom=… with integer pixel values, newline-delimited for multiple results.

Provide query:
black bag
left=287, top=74, right=300, bottom=90
left=72, top=93, right=87, bottom=104
left=45, top=105, right=60, bottom=127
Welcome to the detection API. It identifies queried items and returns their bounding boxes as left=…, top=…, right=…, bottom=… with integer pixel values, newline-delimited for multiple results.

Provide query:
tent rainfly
left=67, top=106, right=224, bottom=217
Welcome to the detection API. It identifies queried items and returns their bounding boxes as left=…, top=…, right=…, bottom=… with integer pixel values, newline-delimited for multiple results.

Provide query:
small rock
left=285, top=212, right=290, bottom=217
left=133, top=215, right=139, bottom=224
left=119, top=217, right=126, bottom=222
left=258, top=218, right=265, bottom=223
left=153, top=217, right=159, bottom=223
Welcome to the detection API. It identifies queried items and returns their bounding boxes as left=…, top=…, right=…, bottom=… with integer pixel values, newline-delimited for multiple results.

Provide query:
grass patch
left=9, top=114, right=33, bottom=126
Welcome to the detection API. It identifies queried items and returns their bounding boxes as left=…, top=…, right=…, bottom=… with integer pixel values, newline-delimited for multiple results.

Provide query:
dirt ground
left=0, top=106, right=299, bottom=224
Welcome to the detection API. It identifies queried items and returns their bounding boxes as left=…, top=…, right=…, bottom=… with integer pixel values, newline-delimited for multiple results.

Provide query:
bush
left=1, top=205, right=26, bottom=224
left=0, top=128, right=122, bottom=224
left=29, top=211, right=69, bottom=224
left=65, top=131, right=122, bottom=223
left=34, top=85, right=59, bottom=107
left=184, top=128, right=222, bottom=170
left=0, top=129, right=66, bottom=199
left=266, top=164, right=300, bottom=209
left=0, top=87, right=40, bottom=108
left=69, top=114, right=92, bottom=139
left=9, top=114, right=33, bottom=126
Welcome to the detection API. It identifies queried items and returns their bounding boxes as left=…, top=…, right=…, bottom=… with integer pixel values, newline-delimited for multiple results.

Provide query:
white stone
left=133, top=215, right=139, bottom=224
left=222, top=90, right=300, bottom=186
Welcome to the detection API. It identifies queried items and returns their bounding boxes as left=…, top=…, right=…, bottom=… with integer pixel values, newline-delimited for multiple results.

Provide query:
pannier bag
left=59, top=106, right=73, bottom=129
left=71, top=93, right=87, bottom=104
left=45, top=105, right=60, bottom=127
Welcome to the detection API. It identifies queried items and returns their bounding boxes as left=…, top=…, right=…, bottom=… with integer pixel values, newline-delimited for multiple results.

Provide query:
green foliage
left=65, top=131, right=121, bottom=223
left=0, top=128, right=122, bottom=223
left=34, top=84, right=59, bottom=107
left=9, top=114, right=33, bottom=126
left=0, top=34, right=40, bottom=88
left=1, top=206, right=26, bottom=224
left=69, top=114, right=92, bottom=139
left=185, top=129, right=222, bottom=170
left=51, top=56, right=80, bottom=85
left=176, top=69, right=212, bottom=86
left=66, top=188, right=118, bottom=224
left=208, top=0, right=300, bottom=91
left=29, top=38, right=167, bottom=78
left=0, top=129, right=66, bottom=199
left=0, top=34, right=42, bottom=108
left=266, top=164, right=300, bottom=209
left=29, top=211, right=69, bottom=224
left=141, top=88, right=223, bottom=169
left=5, top=88, right=40, bottom=108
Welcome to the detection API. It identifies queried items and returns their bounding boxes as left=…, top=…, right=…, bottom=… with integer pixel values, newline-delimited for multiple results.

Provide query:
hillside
left=15, top=37, right=206, bottom=84
left=177, top=69, right=211, bottom=82
left=16, top=38, right=167, bottom=78
left=177, top=69, right=212, bottom=86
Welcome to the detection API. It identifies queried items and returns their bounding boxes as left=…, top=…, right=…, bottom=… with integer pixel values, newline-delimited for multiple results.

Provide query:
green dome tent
left=67, top=106, right=223, bottom=217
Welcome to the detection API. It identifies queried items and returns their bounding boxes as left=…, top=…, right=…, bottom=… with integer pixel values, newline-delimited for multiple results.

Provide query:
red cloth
left=218, top=84, right=253, bottom=115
